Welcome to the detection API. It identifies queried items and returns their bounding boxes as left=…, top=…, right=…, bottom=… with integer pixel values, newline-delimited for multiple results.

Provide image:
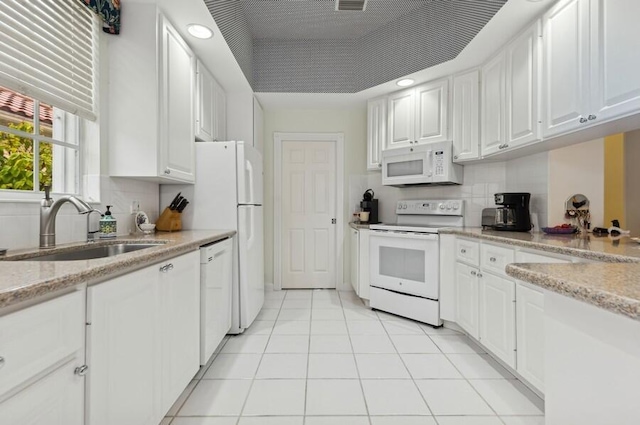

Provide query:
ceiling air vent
left=335, top=0, right=367, bottom=12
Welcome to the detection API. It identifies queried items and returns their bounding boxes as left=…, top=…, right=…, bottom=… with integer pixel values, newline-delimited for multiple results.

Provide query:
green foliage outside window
left=0, top=122, right=52, bottom=191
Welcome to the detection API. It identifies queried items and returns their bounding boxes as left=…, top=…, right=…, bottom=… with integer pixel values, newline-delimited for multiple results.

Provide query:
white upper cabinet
left=196, top=60, right=227, bottom=143
left=542, top=0, right=590, bottom=138
left=387, top=88, right=415, bottom=149
left=109, top=4, right=195, bottom=183
left=367, top=97, right=386, bottom=170
left=590, top=0, right=640, bottom=121
left=452, top=69, right=480, bottom=162
left=506, top=21, right=541, bottom=147
left=481, top=52, right=507, bottom=156
left=415, top=79, right=449, bottom=144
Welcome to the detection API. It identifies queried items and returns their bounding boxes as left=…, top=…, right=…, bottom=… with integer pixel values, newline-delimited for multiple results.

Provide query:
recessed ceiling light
left=396, top=78, right=415, bottom=87
left=187, top=24, right=213, bottom=39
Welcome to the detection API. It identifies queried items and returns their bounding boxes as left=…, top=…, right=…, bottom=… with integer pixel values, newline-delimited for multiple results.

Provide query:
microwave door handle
left=427, top=149, right=433, bottom=178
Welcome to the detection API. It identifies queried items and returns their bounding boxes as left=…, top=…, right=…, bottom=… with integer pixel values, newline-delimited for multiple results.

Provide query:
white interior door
left=281, top=140, right=337, bottom=289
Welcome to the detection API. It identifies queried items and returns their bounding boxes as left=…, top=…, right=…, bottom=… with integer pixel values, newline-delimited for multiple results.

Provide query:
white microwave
left=381, top=141, right=463, bottom=187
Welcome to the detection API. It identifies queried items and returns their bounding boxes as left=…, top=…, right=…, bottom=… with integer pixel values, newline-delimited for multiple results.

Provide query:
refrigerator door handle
left=245, top=159, right=254, bottom=204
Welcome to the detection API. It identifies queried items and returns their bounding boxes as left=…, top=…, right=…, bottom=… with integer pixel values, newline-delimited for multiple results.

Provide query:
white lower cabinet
left=350, top=228, right=370, bottom=300
left=87, top=251, right=200, bottom=425
left=516, top=282, right=545, bottom=392
left=479, top=272, right=516, bottom=368
left=455, top=262, right=480, bottom=339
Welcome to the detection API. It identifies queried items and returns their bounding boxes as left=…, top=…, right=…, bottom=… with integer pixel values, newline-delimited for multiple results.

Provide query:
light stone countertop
left=440, top=227, right=640, bottom=321
left=0, top=230, right=235, bottom=311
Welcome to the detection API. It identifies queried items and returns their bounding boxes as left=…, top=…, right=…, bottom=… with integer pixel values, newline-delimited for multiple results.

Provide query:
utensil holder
left=156, top=208, right=182, bottom=232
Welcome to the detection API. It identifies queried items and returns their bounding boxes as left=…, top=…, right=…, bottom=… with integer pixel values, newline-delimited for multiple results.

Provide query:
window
left=0, top=86, right=80, bottom=194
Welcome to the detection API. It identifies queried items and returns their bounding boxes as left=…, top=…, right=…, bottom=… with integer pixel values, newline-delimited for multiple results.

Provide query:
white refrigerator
left=160, top=141, right=264, bottom=334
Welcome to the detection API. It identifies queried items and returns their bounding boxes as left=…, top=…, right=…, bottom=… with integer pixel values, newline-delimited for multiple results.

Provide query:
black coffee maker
left=360, top=189, right=380, bottom=224
left=488, top=192, right=532, bottom=232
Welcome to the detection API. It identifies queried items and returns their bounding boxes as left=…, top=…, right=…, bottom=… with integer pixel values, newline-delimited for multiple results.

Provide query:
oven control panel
left=396, top=200, right=464, bottom=215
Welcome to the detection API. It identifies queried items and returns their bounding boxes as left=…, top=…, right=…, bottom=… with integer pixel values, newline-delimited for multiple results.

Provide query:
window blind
left=0, top=0, right=99, bottom=121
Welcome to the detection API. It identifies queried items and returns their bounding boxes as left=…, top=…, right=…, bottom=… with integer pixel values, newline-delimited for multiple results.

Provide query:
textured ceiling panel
left=204, top=0, right=508, bottom=93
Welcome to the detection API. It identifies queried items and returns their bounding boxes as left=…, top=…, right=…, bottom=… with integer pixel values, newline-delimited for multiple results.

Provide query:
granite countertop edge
left=349, top=222, right=371, bottom=230
left=506, top=263, right=640, bottom=321
left=0, top=230, right=235, bottom=311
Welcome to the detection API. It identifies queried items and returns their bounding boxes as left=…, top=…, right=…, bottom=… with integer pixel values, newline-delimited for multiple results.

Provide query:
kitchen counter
left=0, top=230, right=235, bottom=311
left=349, top=222, right=371, bottom=230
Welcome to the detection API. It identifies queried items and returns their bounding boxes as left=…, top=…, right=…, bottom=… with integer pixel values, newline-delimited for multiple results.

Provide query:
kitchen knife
left=177, top=199, right=189, bottom=213
left=171, top=196, right=184, bottom=210
left=168, top=192, right=181, bottom=210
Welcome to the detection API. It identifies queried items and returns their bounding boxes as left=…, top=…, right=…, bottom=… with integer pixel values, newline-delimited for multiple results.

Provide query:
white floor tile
left=347, top=321, right=387, bottom=335
left=265, top=290, right=287, bottom=300
left=470, top=380, right=544, bottom=416
left=256, top=353, right=308, bottom=379
left=435, top=417, right=503, bottom=425
left=282, top=299, right=313, bottom=309
left=272, top=320, right=311, bottom=335
left=376, top=311, right=417, bottom=322
left=361, top=380, right=431, bottom=416
left=220, top=335, right=269, bottom=354
left=341, top=299, right=367, bottom=309
left=344, top=308, right=379, bottom=321
left=171, top=418, right=237, bottom=425
left=500, top=416, right=545, bottom=425
left=305, top=417, right=369, bottom=425
left=243, top=379, right=306, bottom=416
left=312, top=299, right=343, bottom=309
left=415, top=380, right=493, bottom=416
left=178, top=380, right=252, bottom=416
left=238, top=417, right=303, bottom=425
left=308, top=354, right=359, bottom=379
left=311, top=320, right=348, bottom=335
left=382, top=321, right=425, bottom=335
left=204, top=354, right=262, bottom=380
left=243, top=320, right=275, bottom=335
left=420, top=324, right=462, bottom=335
left=312, top=309, right=346, bottom=321
left=429, top=335, right=484, bottom=354
left=370, top=417, right=437, bottom=425
left=265, top=335, right=310, bottom=353
left=285, top=290, right=314, bottom=299
left=256, top=308, right=280, bottom=321
left=447, top=353, right=514, bottom=379
left=401, top=354, right=463, bottom=379
left=263, top=299, right=284, bottom=309
left=355, top=354, right=410, bottom=379
left=160, top=418, right=173, bottom=425
left=350, top=335, right=396, bottom=353
left=310, top=335, right=353, bottom=353
left=313, top=290, right=341, bottom=300
left=277, top=308, right=312, bottom=321
left=166, top=380, right=197, bottom=416
left=305, top=379, right=368, bottom=416
left=390, top=335, right=440, bottom=353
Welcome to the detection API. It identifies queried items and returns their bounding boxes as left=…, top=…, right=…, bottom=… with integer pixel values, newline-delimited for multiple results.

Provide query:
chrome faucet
left=40, top=186, right=93, bottom=248
left=86, top=209, right=103, bottom=243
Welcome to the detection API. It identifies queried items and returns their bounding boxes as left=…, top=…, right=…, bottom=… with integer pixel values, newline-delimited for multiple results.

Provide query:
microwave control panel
left=434, top=151, right=445, bottom=176
left=396, top=200, right=464, bottom=215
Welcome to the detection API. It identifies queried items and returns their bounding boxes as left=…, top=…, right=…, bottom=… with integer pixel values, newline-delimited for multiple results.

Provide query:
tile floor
left=162, top=289, right=544, bottom=425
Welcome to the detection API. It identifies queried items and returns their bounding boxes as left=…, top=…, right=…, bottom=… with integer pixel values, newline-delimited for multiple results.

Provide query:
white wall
left=263, top=107, right=367, bottom=288
left=506, top=152, right=549, bottom=229
left=625, top=130, right=640, bottom=235
left=548, top=138, right=604, bottom=228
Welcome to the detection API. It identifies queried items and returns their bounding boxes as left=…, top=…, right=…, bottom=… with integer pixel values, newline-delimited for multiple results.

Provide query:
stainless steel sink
left=22, top=243, right=163, bottom=261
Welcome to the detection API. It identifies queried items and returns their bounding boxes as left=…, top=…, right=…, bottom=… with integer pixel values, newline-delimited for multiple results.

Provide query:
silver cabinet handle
left=0, top=356, right=4, bottom=369
left=499, top=144, right=509, bottom=150
left=74, top=365, right=89, bottom=376
left=378, top=163, right=382, bottom=168
left=490, top=257, right=497, bottom=262
left=159, top=263, right=174, bottom=273
left=454, top=155, right=459, bottom=160
left=579, top=117, right=588, bottom=123
left=164, top=169, right=171, bottom=174
left=461, top=249, right=467, bottom=254
left=477, top=273, right=483, bottom=278
left=471, top=270, right=477, bottom=276
left=208, top=256, right=214, bottom=262
left=588, top=114, right=596, bottom=120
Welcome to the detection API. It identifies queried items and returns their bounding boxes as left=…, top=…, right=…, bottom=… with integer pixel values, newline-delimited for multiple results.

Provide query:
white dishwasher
left=200, top=237, right=233, bottom=365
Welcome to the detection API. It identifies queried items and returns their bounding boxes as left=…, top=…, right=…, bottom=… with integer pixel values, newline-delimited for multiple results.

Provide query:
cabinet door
left=358, top=229, right=370, bottom=300
left=481, top=52, right=506, bottom=156
left=456, top=262, right=480, bottom=339
left=387, top=89, right=415, bottom=149
left=516, top=283, right=545, bottom=392
left=350, top=228, right=359, bottom=293
left=160, top=251, right=200, bottom=412
left=506, top=21, right=541, bottom=147
left=87, top=266, right=162, bottom=425
left=479, top=272, right=516, bottom=368
left=590, top=0, right=640, bottom=122
left=196, top=61, right=215, bottom=142
left=0, top=360, right=84, bottom=425
left=415, top=79, right=449, bottom=144
left=213, top=80, right=227, bottom=141
left=452, top=70, right=480, bottom=161
left=159, top=16, right=196, bottom=182
left=367, top=98, right=386, bottom=170
left=542, top=0, right=590, bottom=138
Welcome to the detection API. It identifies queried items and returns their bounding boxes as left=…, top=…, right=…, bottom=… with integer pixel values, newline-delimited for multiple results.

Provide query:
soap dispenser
left=99, top=205, right=117, bottom=238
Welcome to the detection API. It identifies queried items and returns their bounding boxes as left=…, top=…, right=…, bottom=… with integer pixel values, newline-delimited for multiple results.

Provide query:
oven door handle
left=371, top=231, right=439, bottom=241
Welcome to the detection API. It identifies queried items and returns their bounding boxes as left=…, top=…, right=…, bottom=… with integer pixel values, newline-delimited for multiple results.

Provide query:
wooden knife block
left=156, top=208, right=182, bottom=232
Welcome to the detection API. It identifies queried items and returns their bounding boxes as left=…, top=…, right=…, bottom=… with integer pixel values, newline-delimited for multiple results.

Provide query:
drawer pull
left=490, top=257, right=497, bottom=262
left=0, top=356, right=4, bottom=369
left=74, top=365, right=89, bottom=376
left=461, top=249, right=467, bottom=254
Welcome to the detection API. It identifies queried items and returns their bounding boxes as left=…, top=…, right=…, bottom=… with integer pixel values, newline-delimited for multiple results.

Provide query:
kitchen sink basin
left=21, top=243, right=164, bottom=261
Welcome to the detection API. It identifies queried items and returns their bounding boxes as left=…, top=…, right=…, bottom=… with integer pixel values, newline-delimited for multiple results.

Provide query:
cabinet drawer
left=456, top=239, right=480, bottom=266
left=0, top=291, right=84, bottom=398
left=516, top=250, right=571, bottom=264
left=481, top=243, right=515, bottom=277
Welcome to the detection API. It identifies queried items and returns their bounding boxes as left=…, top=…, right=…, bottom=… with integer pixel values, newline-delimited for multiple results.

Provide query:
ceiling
left=204, top=0, right=508, bottom=93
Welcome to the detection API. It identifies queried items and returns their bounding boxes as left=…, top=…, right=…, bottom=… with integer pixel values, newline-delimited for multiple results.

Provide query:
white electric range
left=369, top=199, right=464, bottom=326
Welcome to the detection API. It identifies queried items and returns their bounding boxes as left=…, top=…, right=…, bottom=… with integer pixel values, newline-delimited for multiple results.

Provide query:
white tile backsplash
left=506, top=152, right=549, bottom=229
left=0, top=176, right=159, bottom=250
